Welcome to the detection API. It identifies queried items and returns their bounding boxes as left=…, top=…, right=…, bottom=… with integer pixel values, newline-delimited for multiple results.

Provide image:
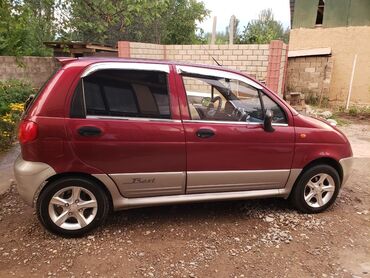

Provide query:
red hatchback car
left=14, top=58, right=353, bottom=237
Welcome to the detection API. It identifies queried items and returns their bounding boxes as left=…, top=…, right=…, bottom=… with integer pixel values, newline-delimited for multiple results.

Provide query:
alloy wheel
left=48, top=186, right=98, bottom=230
left=304, top=173, right=336, bottom=208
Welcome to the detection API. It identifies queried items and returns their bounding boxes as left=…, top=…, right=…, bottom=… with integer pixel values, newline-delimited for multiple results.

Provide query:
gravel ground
left=0, top=123, right=369, bottom=278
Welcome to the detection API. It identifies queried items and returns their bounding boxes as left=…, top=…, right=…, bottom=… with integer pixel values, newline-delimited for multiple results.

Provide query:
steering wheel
left=206, top=96, right=223, bottom=117
left=231, top=107, right=248, bottom=122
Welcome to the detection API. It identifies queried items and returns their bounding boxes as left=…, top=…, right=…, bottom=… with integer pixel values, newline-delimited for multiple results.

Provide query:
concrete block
left=253, top=50, right=263, bottom=56
left=259, top=44, right=269, bottom=50
left=305, top=67, right=315, bottom=73
left=209, top=45, right=219, bottom=50
left=228, top=55, right=238, bottom=61
left=242, top=50, right=253, bottom=55
left=258, top=55, right=268, bottom=61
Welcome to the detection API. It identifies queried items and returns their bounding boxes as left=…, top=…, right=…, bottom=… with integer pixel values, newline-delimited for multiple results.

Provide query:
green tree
left=60, top=0, right=209, bottom=45
left=160, top=0, right=209, bottom=44
left=239, top=9, right=289, bottom=44
left=0, top=0, right=55, bottom=56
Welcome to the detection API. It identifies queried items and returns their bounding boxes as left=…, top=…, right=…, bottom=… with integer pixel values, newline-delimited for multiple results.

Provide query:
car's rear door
left=66, top=62, right=186, bottom=197
left=175, top=65, right=295, bottom=194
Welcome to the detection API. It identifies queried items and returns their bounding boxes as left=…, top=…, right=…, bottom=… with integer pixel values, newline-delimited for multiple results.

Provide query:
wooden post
left=211, top=16, right=217, bottom=45
left=345, top=54, right=357, bottom=110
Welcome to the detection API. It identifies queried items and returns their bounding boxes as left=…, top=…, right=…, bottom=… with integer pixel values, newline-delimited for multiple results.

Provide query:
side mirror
left=263, top=110, right=275, bottom=132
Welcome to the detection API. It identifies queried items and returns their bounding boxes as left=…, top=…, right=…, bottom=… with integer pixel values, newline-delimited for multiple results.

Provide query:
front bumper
left=14, top=156, right=56, bottom=206
left=339, top=157, right=354, bottom=186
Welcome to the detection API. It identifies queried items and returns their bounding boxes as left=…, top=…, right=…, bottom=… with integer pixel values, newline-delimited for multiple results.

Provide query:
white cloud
left=197, top=0, right=290, bottom=33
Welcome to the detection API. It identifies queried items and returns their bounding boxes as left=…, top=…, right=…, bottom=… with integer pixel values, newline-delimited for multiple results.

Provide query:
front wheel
left=37, top=177, right=110, bottom=237
left=290, top=165, right=341, bottom=213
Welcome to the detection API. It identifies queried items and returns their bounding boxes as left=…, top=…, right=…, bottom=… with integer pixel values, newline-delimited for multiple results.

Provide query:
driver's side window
left=182, top=74, right=263, bottom=123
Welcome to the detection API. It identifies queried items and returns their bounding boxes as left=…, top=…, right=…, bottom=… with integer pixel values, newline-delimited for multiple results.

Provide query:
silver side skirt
left=107, top=188, right=288, bottom=210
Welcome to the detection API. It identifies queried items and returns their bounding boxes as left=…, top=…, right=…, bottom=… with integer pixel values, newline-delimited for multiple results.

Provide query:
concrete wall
left=287, top=56, right=333, bottom=97
left=289, top=26, right=370, bottom=104
left=0, top=56, right=57, bottom=89
left=118, top=40, right=288, bottom=95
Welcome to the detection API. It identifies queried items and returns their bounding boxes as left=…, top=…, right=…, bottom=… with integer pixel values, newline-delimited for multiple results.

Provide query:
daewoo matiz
left=14, top=58, right=353, bottom=237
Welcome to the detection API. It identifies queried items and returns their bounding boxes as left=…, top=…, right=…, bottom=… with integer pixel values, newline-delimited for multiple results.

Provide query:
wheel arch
left=301, top=157, right=343, bottom=183
left=35, top=172, right=113, bottom=211
left=287, top=157, right=343, bottom=199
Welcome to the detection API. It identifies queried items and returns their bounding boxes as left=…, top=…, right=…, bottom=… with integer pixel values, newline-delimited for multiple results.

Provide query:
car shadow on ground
left=104, top=197, right=293, bottom=229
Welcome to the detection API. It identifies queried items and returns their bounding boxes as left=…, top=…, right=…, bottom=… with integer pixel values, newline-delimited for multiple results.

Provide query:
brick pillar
left=266, top=40, right=286, bottom=96
left=118, top=41, right=130, bottom=58
left=281, top=44, right=289, bottom=98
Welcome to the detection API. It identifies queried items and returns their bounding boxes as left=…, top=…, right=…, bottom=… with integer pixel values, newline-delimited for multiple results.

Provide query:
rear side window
left=71, top=69, right=171, bottom=119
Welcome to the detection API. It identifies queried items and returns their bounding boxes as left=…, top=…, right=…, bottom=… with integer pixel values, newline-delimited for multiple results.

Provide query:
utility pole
left=229, top=15, right=235, bottom=45
left=211, top=16, right=217, bottom=44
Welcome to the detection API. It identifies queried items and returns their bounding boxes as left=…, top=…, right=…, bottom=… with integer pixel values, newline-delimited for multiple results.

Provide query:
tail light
left=18, top=120, right=38, bottom=144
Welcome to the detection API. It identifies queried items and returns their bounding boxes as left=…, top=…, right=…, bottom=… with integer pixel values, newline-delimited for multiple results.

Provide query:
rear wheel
left=290, top=165, right=341, bottom=213
left=37, top=177, right=110, bottom=237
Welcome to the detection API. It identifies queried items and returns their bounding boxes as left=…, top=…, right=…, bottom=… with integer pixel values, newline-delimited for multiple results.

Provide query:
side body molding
left=94, top=169, right=303, bottom=210
left=108, top=172, right=186, bottom=198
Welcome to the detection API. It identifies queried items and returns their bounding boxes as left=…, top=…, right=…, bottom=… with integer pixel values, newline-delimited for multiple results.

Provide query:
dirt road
left=0, top=123, right=369, bottom=277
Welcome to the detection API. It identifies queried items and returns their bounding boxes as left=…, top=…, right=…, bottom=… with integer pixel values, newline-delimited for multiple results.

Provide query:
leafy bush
left=0, top=80, right=34, bottom=114
left=0, top=80, right=35, bottom=150
left=348, top=106, right=358, bottom=117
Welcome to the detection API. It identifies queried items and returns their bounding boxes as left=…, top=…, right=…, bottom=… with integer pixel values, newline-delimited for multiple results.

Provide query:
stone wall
left=118, top=40, right=288, bottom=95
left=0, top=56, right=57, bottom=89
left=286, top=56, right=333, bottom=98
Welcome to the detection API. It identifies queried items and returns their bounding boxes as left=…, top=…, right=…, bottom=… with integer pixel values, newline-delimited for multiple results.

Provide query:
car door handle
left=196, top=128, right=215, bottom=138
left=78, top=126, right=102, bottom=137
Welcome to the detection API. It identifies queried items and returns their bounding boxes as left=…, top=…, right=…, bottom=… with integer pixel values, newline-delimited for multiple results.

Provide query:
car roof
left=58, top=57, right=250, bottom=77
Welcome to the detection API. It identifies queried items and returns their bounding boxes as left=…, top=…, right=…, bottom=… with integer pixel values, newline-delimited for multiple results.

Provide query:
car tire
left=36, top=176, right=110, bottom=237
left=290, top=164, right=341, bottom=213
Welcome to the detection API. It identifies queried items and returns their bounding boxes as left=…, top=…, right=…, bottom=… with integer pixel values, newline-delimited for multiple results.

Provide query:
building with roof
left=287, top=0, right=370, bottom=105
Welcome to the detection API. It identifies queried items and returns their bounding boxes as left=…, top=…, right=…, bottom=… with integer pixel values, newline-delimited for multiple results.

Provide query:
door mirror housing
left=263, top=110, right=275, bottom=132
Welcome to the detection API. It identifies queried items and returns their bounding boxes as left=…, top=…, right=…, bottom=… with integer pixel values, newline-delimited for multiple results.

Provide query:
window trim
left=177, top=65, right=263, bottom=90
left=182, top=119, right=288, bottom=127
left=86, top=115, right=181, bottom=123
left=81, top=62, right=170, bottom=78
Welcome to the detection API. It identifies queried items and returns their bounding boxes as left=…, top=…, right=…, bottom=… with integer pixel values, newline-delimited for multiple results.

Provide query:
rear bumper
left=13, top=156, right=56, bottom=206
left=339, top=157, right=354, bottom=186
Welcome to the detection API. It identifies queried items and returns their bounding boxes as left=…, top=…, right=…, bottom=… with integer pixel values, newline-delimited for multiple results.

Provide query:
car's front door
left=66, top=63, right=186, bottom=197
left=175, top=66, right=295, bottom=194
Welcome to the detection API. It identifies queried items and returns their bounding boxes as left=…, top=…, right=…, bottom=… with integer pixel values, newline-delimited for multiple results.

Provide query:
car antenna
left=202, top=44, right=222, bottom=66
left=212, top=56, right=222, bottom=66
